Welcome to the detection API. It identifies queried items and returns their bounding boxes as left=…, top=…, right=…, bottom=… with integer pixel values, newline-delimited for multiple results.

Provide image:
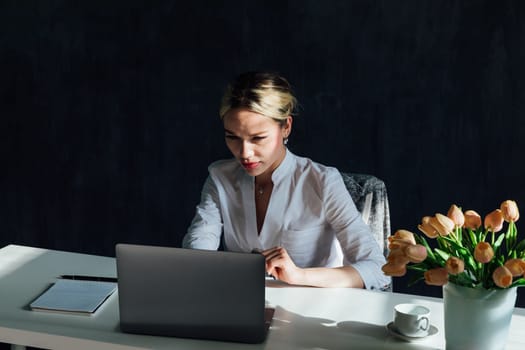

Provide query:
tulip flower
left=424, top=268, right=448, bottom=286
left=504, top=258, right=525, bottom=277
left=390, top=229, right=416, bottom=245
left=463, top=210, right=482, bottom=230
left=429, top=213, right=454, bottom=236
left=474, top=242, right=494, bottom=263
left=484, top=209, right=504, bottom=232
left=447, top=204, right=465, bottom=228
left=418, top=216, right=439, bottom=238
left=388, top=238, right=413, bottom=251
left=381, top=200, right=525, bottom=293
left=500, top=200, right=520, bottom=223
left=445, top=257, right=465, bottom=275
left=386, top=248, right=410, bottom=266
left=405, top=244, right=427, bottom=263
left=493, top=266, right=513, bottom=288
left=382, top=262, right=407, bottom=277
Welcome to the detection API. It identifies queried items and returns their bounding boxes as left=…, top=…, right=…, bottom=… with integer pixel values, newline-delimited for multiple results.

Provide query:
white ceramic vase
left=443, top=282, right=517, bottom=350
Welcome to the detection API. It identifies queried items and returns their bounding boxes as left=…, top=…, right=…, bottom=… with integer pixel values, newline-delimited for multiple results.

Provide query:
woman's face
left=223, top=108, right=292, bottom=178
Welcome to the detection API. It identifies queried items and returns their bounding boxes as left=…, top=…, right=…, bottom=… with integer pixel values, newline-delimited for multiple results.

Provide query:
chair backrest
left=340, top=172, right=392, bottom=291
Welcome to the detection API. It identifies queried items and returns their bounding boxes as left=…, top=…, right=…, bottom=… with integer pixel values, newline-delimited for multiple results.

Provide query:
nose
left=240, top=141, right=254, bottom=159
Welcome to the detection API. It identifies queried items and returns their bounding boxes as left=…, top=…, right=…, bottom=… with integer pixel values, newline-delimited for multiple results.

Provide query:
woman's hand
left=261, top=246, right=304, bottom=284
left=260, top=246, right=365, bottom=288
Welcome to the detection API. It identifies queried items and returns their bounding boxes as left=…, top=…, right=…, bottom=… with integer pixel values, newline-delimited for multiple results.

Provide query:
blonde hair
left=219, top=71, right=297, bottom=124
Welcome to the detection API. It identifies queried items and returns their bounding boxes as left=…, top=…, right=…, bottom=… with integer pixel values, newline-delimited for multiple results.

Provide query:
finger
left=261, top=246, right=280, bottom=257
left=264, top=250, right=282, bottom=262
left=267, top=256, right=291, bottom=281
left=265, top=259, right=277, bottom=276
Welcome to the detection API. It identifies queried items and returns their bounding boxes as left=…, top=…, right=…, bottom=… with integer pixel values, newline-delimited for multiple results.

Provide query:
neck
left=255, top=147, right=287, bottom=187
left=255, top=176, right=271, bottom=187
left=255, top=178, right=272, bottom=196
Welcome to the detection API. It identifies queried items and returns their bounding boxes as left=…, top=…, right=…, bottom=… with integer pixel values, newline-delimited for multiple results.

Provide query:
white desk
left=1, top=244, right=524, bottom=350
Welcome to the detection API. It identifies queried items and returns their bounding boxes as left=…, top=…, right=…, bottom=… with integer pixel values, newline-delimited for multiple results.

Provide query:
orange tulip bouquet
left=382, top=200, right=524, bottom=290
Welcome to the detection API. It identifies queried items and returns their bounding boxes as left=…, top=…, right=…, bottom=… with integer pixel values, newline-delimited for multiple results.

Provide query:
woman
left=183, top=71, right=389, bottom=289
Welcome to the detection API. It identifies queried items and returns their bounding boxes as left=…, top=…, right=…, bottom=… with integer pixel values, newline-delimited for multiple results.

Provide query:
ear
left=282, top=116, right=293, bottom=138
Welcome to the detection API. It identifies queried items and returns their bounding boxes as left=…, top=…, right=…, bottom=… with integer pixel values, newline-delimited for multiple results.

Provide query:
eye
left=252, top=136, right=267, bottom=142
left=225, top=134, right=239, bottom=140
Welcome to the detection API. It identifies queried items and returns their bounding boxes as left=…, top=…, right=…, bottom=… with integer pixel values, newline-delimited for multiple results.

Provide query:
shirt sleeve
left=323, top=169, right=391, bottom=290
left=182, top=175, right=223, bottom=250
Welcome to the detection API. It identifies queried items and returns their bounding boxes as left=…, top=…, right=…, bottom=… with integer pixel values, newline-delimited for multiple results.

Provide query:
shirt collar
left=270, top=148, right=295, bottom=184
left=238, top=148, right=295, bottom=185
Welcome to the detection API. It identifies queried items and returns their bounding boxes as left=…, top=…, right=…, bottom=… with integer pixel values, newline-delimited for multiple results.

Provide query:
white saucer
left=386, top=322, right=438, bottom=342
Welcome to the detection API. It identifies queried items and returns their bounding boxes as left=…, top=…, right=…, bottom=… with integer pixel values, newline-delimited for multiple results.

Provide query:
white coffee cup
left=393, top=303, right=430, bottom=337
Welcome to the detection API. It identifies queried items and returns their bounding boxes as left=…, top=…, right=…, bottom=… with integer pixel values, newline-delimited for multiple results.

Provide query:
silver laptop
left=115, top=243, right=270, bottom=343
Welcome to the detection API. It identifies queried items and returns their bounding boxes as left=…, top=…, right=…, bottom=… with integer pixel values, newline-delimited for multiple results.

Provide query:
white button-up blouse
left=183, top=150, right=389, bottom=290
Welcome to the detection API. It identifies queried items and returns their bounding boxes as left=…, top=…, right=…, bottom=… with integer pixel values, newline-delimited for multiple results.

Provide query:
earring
left=283, top=138, right=289, bottom=145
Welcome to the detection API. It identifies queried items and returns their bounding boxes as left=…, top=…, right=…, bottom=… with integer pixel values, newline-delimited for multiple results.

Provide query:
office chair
left=340, top=172, right=392, bottom=291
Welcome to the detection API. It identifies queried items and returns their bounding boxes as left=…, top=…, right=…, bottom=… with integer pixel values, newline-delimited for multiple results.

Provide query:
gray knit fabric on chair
left=340, top=172, right=392, bottom=291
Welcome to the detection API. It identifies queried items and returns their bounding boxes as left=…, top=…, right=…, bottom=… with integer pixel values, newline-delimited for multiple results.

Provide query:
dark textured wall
left=2, top=0, right=525, bottom=304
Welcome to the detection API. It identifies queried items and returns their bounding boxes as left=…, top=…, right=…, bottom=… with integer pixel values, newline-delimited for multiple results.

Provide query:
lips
left=242, top=162, right=260, bottom=170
